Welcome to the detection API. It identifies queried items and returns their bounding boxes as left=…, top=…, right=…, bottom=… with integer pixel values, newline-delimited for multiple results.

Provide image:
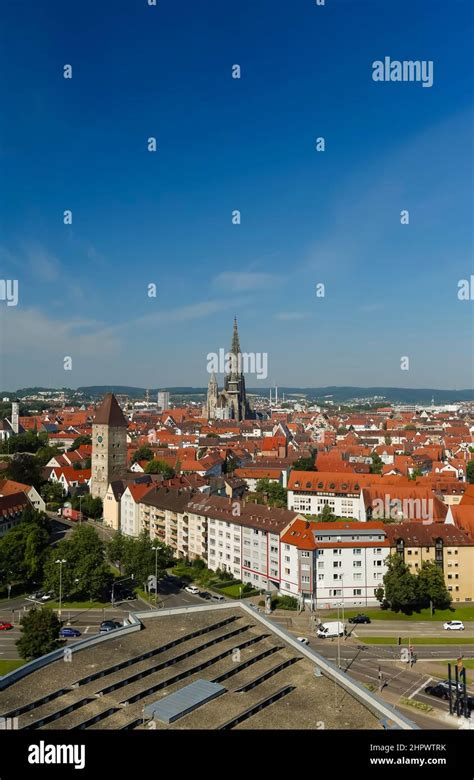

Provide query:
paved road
left=352, top=621, right=474, bottom=637
left=0, top=584, right=211, bottom=660
left=300, top=634, right=473, bottom=729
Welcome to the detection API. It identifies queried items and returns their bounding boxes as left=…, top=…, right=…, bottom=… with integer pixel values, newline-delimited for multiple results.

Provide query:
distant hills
left=4, top=385, right=473, bottom=405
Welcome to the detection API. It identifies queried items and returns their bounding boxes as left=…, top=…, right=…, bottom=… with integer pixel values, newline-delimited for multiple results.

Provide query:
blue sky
left=0, top=0, right=473, bottom=390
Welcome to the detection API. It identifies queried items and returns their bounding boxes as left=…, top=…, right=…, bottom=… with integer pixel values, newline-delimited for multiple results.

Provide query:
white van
left=317, top=621, right=345, bottom=639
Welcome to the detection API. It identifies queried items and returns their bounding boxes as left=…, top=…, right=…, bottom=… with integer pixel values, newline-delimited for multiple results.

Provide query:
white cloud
left=213, top=272, right=280, bottom=292
left=274, top=312, right=310, bottom=321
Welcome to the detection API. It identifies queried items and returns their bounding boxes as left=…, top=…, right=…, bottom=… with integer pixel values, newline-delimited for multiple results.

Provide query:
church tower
left=90, top=393, right=128, bottom=499
left=205, top=371, right=218, bottom=419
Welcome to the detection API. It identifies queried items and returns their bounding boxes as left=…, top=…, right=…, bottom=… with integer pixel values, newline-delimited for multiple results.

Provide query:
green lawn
left=217, top=583, right=259, bottom=599
left=331, top=606, right=474, bottom=622
left=0, top=659, right=26, bottom=676
left=362, top=637, right=474, bottom=645
left=43, top=599, right=112, bottom=610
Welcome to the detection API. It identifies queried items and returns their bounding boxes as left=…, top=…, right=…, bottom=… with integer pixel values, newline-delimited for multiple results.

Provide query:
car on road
left=99, top=620, right=122, bottom=634
left=59, top=627, right=81, bottom=638
left=0, top=621, right=13, bottom=631
left=199, top=591, right=211, bottom=600
left=296, top=636, right=309, bottom=645
left=185, top=585, right=200, bottom=595
left=348, top=614, right=371, bottom=624
left=443, top=620, right=465, bottom=631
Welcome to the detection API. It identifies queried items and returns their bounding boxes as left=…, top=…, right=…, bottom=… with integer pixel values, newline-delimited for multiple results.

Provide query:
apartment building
left=287, top=471, right=366, bottom=518
left=120, top=483, right=154, bottom=536
left=385, top=523, right=474, bottom=603
left=201, top=498, right=301, bottom=590
left=139, top=487, right=192, bottom=547
left=279, top=520, right=389, bottom=608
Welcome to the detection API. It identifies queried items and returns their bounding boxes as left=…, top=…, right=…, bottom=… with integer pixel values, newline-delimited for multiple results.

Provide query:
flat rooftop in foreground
left=1, top=607, right=385, bottom=730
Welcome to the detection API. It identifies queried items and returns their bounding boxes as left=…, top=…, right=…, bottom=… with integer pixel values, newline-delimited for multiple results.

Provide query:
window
left=318, top=574, right=324, bottom=581
left=285, top=544, right=290, bottom=551
left=301, top=551, right=310, bottom=558
left=353, top=561, right=362, bottom=568
left=333, top=561, right=342, bottom=568
left=318, top=562, right=324, bottom=569
left=333, top=549, right=341, bottom=556
left=353, top=549, right=362, bottom=555
left=353, top=573, right=362, bottom=581
left=353, top=589, right=362, bottom=596
left=284, top=567, right=290, bottom=575
left=284, top=556, right=290, bottom=563
left=301, top=575, right=310, bottom=583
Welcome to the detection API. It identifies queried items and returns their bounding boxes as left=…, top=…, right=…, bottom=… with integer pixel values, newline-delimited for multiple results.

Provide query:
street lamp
left=152, top=546, right=159, bottom=607
left=55, top=559, right=67, bottom=620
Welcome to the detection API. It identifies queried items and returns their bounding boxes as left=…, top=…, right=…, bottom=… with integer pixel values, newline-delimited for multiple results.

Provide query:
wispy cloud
left=274, top=311, right=310, bottom=321
left=212, top=272, right=281, bottom=292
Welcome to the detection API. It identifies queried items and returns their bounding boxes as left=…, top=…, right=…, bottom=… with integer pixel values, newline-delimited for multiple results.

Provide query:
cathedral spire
left=231, top=316, right=241, bottom=356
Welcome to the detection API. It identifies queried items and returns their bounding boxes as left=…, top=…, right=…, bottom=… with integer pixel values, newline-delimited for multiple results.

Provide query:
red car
left=0, top=622, right=13, bottom=631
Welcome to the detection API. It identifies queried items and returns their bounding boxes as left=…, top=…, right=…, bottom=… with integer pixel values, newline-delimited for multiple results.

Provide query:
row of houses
left=103, top=483, right=474, bottom=607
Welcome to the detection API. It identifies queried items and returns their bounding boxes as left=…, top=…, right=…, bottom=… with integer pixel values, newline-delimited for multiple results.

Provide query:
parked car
left=210, top=593, right=225, bottom=602
left=348, top=614, right=371, bottom=624
left=185, top=585, right=200, bottom=595
left=59, top=627, right=81, bottom=638
left=297, top=636, right=309, bottom=645
left=100, top=620, right=122, bottom=634
left=441, top=680, right=465, bottom=694
left=41, top=592, right=54, bottom=602
left=425, top=684, right=450, bottom=700
left=0, top=622, right=13, bottom=631
left=199, top=591, right=211, bottom=600
left=443, top=620, right=465, bottom=631
left=29, top=591, right=43, bottom=601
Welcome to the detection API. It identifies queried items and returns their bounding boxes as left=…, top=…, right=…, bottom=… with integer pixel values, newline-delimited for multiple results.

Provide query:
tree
left=35, top=445, right=62, bottom=467
left=43, top=525, right=111, bottom=600
left=292, top=457, right=316, bottom=471
left=131, top=446, right=154, bottom=464
left=382, top=555, right=417, bottom=612
left=145, top=460, right=175, bottom=479
left=16, top=608, right=64, bottom=660
left=255, top=479, right=287, bottom=508
left=69, top=435, right=92, bottom=451
left=409, top=468, right=423, bottom=481
left=370, top=452, right=383, bottom=475
left=71, top=494, right=103, bottom=519
left=467, top=461, right=474, bottom=484
left=319, top=504, right=336, bottom=522
left=0, top=507, right=50, bottom=587
left=6, top=454, right=44, bottom=489
left=107, top=531, right=128, bottom=574
left=40, top=481, right=64, bottom=504
left=121, top=533, right=172, bottom=589
left=415, top=561, right=452, bottom=610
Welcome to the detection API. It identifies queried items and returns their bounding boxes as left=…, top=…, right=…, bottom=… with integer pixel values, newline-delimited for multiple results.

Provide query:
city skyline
left=1, top=0, right=473, bottom=390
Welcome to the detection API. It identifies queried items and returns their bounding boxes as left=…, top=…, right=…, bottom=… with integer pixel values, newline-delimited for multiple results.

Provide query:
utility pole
left=56, top=558, right=67, bottom=621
